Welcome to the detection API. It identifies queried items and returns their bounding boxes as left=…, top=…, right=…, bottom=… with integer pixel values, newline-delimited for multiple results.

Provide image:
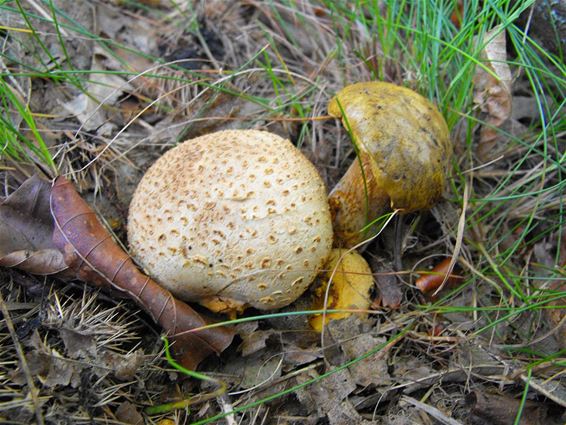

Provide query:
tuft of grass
left=0, top=76, right=57, bottom=174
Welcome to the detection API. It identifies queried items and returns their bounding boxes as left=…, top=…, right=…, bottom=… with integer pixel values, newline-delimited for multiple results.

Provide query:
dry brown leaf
left=467, top=390, right=553, bottom=425
left=222, top=347, right=283, bottom=391
left=0, top=175, right=68, bottom=275
left=43, top=351, right=79, bottom=388
left=415, top=256, right=464, bottom=294
left=295, top=368, right=359, bottom=423
left=1, top=175, right=234, bottom=369
left=11, top=330, right=82, bottom=389
left=523, top=375, right=566, bottom=409
left=115, top=401, right=144, bottom=425
left=12, top=329, right=146, bottom=389
left=374, top=273, right=403, bottom=309
left=98, top=350, right=145, bottom=381
left=370, top=259, right=403, bottom=309
left=340, top=333, right=390, bottom=387
left=473, top=26, right=513, bottom=160
left=239, top=330, right=274, bottom=357
left=281, top=344, right=321, bottom=366
left=60, top=55, right=133, bottom=134
left=322, top=316, right=391, bottom=387
left=296, top=368, right=356, bottom=412
left=533, top=234, right=566, bottom=349
left=59, top=328, right=97, bottom=359
left=50, top=176, right=234, bottom=369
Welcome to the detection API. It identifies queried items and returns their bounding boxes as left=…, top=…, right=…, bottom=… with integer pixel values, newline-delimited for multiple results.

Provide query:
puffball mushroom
left=328, top=82, right=452, bottom=247
left=127, top=129, right=333, bottom=314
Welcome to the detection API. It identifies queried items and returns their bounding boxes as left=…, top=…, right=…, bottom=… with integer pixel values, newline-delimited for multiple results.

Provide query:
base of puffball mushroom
left=199, top=296, right=247, bottom=318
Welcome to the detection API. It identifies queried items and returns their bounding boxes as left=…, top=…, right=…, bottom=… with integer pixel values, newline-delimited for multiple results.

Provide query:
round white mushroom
left=128, top=129, right=333, bottom=312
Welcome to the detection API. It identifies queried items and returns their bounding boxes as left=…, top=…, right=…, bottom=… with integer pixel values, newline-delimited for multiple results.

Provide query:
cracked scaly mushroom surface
left=128, top=130, right=333, bottom=312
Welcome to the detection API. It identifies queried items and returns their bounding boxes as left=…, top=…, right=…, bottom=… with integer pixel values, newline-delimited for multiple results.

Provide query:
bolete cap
left=328, top=82, right=452, bottom=246
left=128, top=130, right=333, bottom=312
left=329, top=81, right=451, bottom=212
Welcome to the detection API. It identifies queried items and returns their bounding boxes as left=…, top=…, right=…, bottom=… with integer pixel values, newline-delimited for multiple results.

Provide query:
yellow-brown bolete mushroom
left=127, top=129, right=333, bottom=315
left=328, top=81, right=452, bottom=247
left=309, top=249, right=374, bottom=332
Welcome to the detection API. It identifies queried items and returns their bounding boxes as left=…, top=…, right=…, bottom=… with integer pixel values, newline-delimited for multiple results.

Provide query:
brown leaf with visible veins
left=0, top=175, right=68, bottom=275
left=0, top=175, right=234, bottom=369
left=369, top=259, right=402, bottom=309
left=50, top=176, right=234, bottom=369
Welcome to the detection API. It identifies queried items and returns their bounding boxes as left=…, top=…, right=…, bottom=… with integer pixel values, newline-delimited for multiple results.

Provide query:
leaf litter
left=1, top=1, right=565, bottom=424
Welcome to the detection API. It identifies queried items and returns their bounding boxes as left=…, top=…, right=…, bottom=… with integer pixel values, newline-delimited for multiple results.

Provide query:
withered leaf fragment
left=375, top=272, right=402, bottom=309
left=0, top=175, right=68, bottom=275
left=473, top=26, right=512, bottom=160
left=415, top=257, right=463, bottom=294
left=369, top=258, right=402, bottom=309
left=467, top=390, right=554, bottom=425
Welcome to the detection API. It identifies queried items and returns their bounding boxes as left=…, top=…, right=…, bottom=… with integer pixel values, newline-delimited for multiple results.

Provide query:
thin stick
left=217, top=394, right=237, bottom=425
left=433, top=181, right=469, bottom=296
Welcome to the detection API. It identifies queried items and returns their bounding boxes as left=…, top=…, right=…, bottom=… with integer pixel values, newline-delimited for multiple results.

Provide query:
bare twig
left=217, top=394, right=237, bottom=425
left=400, top=395, right=463, bottom=425
left=433, top=181, right=469, bottom=296
left=520, top=374, right=566, bottom=408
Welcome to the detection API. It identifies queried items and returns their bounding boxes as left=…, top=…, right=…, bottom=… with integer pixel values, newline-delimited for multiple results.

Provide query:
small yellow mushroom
left=310, top=249, right=374, bottom=332
left=328, top=82, right=452, bottom=247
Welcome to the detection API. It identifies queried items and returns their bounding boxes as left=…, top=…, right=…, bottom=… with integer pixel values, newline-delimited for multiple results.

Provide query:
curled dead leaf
left=369, top=258, right=403, bottom=309
left=467, top=390, right=554, bottom=425
left=415, top=257, right=463, bottom=294
left=50, top=176, right=234, bottom=369
left=0, top=175, right=68, bottom=275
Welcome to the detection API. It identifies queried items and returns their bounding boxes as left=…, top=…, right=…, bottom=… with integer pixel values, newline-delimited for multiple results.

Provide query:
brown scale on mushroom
left=128, top=129, right=333, bottom=312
